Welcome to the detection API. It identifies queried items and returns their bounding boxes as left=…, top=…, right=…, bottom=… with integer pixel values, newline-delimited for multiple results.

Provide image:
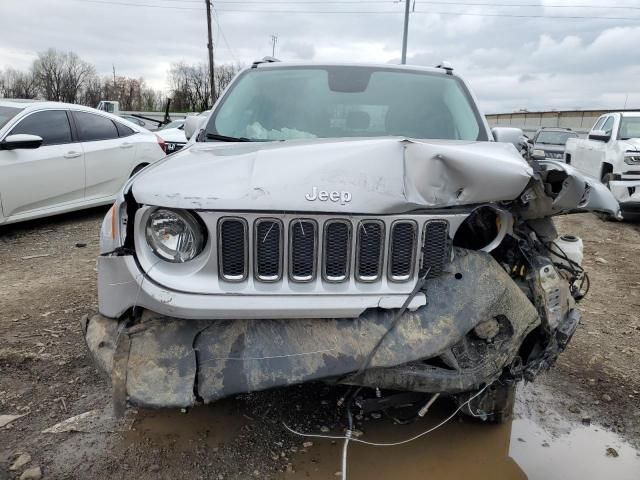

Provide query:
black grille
left=218, top=218, right=247, bottom=280
left=421, top=220, right=450, bottom=278
left=323, top=221, right=351, bottom=281
left=255, top=219, right=282, bottom=281
left=356, top=221, right=384, bottom=281
left=290, top=220, right=317, bottom=281
left=389, top=221, right=417, bottom=280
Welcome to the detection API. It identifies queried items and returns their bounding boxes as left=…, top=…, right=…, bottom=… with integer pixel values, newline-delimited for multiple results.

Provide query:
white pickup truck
left=565, top=112, right=640, bottom=218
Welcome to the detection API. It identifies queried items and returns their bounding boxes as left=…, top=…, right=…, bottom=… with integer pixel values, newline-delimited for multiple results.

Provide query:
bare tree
left=81, top=74, right=103, bottom=107
left=141, top=86, right=162, bottom=111
left=32, top=49, right=67, bottom=101
left=61, top=52, right=95, bottom=103
left=4, top=48, right=219, bottom=112
left=169, top=61, right=241, bottom=111
left=214, top=64, right=240, bottom=99
left=0, top=68, right=38, bottom=99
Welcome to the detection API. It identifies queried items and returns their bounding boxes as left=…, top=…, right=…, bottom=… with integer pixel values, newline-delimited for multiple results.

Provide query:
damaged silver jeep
left=83, top=61, right=620, bottom=421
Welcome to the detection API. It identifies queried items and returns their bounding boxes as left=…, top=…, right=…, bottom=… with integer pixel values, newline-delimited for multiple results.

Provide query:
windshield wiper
left=206, top=133, right=252, bottom=142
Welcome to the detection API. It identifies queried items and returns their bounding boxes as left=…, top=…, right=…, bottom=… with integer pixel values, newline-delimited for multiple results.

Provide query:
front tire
left=459, top=382, right=516, bottom=424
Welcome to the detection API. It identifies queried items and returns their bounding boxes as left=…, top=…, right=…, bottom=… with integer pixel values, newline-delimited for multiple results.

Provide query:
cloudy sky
left=1, top=0, right=639, bottom=113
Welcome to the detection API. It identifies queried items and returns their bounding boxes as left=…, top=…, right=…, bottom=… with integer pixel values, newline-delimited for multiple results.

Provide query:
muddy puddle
left=117, top=386, right=639, bottom=480
left=282, top=405, right=640, bottom=480
left=123, top=398, right=246, bottom=450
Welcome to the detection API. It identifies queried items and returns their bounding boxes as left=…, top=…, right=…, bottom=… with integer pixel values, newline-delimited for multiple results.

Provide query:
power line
left=76, top=0, right=203, bottom=9
left=211, top=4, right=241, bottom=63
left=213, top=8, right=640, bottom=20
left=150, top=0, right=640, bottom=7
left=214, top=0, right=640, bottom=7
left=407, top=1, right=640, bottom=10
left=70, top=0, right=640, bottom=20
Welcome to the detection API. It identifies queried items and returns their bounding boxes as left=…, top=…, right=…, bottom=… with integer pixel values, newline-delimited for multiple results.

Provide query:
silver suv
left=83, top=61, right=619, bottom=421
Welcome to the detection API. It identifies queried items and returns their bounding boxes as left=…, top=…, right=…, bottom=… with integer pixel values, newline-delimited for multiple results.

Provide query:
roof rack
left=251, top=56, right=281, bottom=68
left=435, top=61, right=454, bottom=75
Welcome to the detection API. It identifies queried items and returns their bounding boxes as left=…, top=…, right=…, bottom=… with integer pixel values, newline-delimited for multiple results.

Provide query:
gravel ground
left=0, top=208, right=639, bottom=479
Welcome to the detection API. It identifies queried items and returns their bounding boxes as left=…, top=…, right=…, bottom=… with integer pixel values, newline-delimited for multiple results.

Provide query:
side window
left=115, top=122, right=135, bottom=137
left=592, top=117, right=606, bottom=131
left=73, top=112, right=119, bottom=141
left=602, top=117, right=614, bottom=136
left=10, top=110, right=72, bottom=146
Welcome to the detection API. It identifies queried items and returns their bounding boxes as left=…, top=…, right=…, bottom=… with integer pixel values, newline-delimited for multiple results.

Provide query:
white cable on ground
left=341, top=428, right=352, bottom=479
left=283, top=384, right=489, bottom=448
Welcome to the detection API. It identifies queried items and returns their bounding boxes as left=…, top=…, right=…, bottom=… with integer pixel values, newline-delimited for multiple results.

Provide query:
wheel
left=459, top=382, right=516, bottom=424
left=130, top=163, right=149, bottom=178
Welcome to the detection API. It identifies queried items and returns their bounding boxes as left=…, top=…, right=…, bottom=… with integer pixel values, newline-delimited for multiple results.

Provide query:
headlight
left=145, top=208, right=205, bottom=262
left=624, top=153, right=640, bottom=165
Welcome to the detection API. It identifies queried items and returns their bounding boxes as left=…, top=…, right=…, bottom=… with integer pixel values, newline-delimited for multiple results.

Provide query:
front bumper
left=84, top=250, right=578, bottom=409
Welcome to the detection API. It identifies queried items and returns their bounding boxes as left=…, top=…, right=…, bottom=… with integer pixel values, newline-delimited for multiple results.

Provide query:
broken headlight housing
left=145, top=208, right=205, bottom=263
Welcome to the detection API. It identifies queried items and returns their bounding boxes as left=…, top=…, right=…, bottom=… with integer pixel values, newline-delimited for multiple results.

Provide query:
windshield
left=207, top=66, right=486, bottom=142
left=0, top=106, right=24, bottom=130
left=536, top=130, right=577, bottom=145
left=619, top=117, right=640, bottom=140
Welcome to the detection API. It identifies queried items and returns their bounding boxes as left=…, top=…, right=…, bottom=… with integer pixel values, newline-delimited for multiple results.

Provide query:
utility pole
left=271, top=34, right=278, bottom=57
left=401, top=0, right=410, bottom=64
left=205, top=0, right=216, bottom=107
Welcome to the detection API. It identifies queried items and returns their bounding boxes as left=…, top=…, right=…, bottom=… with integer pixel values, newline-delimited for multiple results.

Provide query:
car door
left=72, top=111, right=137, bottom=201
left=0, top=109, right=85, bottom=219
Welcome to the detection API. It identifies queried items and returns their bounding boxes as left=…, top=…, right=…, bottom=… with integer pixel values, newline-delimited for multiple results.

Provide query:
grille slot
left=421, top=220, right=450, bottom=278
left=289, top=219, right=317, bottom=282
left=218, top=218, right=248, bottom=281
left=388, top=221, right=417, bottom=281
left=323, top=220, right=352, bottom=282
left=356, top=221, right=384, bottom=282
left=254, top=219, right=283, bottom=282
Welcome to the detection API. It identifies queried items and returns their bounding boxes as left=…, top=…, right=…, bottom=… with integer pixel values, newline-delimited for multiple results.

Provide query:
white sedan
left=156, top=119, right=187, bottom=153
left=0, top=100, right=166, bottom=225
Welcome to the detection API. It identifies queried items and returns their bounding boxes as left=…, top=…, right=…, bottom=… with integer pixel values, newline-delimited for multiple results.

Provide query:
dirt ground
left=1, top=208, right=639, bottom=479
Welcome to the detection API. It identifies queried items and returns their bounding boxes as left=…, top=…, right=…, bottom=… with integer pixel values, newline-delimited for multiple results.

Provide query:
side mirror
left=0, top=134, right=43, bottom=150
left=491, top=127, right=525, bottom=148
left=184, top=114, right=207, bottom=141
left=588, top=130, right=611, bottom=142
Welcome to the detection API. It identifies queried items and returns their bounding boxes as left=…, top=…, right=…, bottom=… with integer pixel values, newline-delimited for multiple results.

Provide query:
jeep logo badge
left=305, top=186, right=352, bottom=205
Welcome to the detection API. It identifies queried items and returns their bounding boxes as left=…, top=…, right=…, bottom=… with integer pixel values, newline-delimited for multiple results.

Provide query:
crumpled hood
left=132, top=137, right=534, bottom=213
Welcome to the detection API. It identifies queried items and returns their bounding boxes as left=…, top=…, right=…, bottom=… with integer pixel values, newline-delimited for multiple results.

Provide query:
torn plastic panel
left=520, top=160, right=621, bottom=219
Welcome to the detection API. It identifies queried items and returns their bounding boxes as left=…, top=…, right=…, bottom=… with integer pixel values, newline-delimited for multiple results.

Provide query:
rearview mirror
left=0, top=134, right=43, bottom=150
left=588, top=130, right=611, bottom=142
left=491, top=127, right=525, bottom=148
